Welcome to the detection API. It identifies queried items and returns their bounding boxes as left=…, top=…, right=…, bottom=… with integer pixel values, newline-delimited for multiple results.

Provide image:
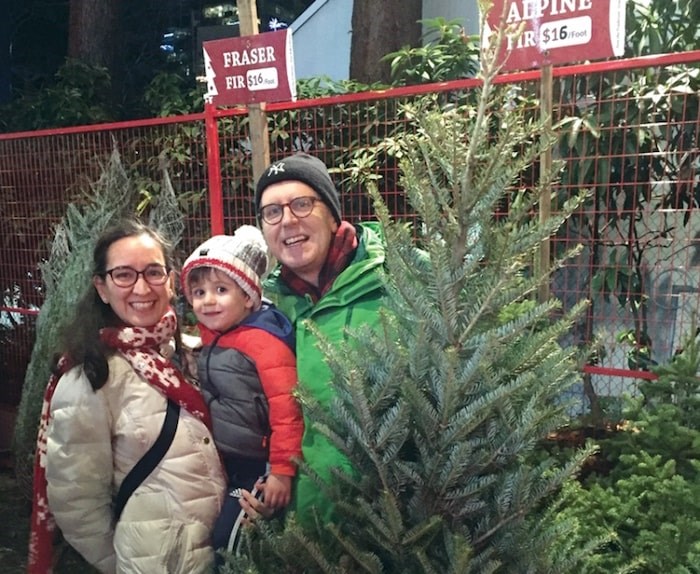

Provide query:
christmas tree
left=14, top=150, right=184, bottom=499
left=224, top=19, right=595, bottom=574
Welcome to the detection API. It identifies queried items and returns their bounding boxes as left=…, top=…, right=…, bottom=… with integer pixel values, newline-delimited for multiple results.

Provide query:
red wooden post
left=204, top=102, right=224, bottom=235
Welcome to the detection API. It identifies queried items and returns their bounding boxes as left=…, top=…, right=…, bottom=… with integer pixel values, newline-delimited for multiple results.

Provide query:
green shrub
left=0, top=60, right=114, bottom=131
left=556, top=327, right=700, bottom=573
left=141, top=72, right=206, bottom=117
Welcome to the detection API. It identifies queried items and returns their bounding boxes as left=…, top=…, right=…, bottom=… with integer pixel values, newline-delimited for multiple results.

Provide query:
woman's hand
left=239, top=479, right=275, bottom=522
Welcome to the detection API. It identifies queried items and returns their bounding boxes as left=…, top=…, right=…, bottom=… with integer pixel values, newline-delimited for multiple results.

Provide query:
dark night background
left=0, top=0, right=314, bottom=109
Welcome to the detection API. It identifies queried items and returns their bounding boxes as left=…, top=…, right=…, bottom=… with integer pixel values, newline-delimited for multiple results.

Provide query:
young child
left=181, top=225, right=303, bottom=557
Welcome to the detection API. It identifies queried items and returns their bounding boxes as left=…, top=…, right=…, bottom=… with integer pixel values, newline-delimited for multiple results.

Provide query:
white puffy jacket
left=45, top=354, right=226, bottom=574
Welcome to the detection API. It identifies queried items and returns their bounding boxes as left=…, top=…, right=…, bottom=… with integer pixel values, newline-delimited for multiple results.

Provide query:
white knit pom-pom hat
left=181, top=225, right=268, bottom=309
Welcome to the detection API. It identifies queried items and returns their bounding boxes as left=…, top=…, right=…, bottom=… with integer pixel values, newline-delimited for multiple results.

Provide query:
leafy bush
left=383, top=17, right=480, bottom=85
left=0, top=60, right=114, bottom=131
left=141, top=72, right=206, bottom=117
left=555, top=327, right=700, bottom=573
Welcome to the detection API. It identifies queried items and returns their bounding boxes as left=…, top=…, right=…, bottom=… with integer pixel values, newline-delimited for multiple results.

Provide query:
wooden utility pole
left=237, top=0, right=271, bottom=182
left=537, top=63, right=553, bottom=303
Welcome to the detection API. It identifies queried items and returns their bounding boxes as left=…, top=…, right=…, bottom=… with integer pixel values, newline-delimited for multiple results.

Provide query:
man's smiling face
left=260, top=181, right=338, bottom=286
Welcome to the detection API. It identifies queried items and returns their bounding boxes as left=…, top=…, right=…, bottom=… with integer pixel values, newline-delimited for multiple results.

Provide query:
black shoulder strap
left=113, top=399, right=180, bottom=522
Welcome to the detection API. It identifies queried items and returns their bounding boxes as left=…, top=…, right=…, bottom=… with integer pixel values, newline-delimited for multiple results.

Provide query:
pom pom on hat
left=181, top=226, right=268, bottom=309
left=255, top=153, right=341, bottom=224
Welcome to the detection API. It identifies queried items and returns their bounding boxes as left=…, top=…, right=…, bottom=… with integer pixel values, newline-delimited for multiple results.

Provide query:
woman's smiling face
left=260, top=181, right=338, bottom=286
left=93, top=233, right=174, bottom=327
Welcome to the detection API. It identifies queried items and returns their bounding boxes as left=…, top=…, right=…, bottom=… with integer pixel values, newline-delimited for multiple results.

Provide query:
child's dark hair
left=185, top=266, right=223, bottom=287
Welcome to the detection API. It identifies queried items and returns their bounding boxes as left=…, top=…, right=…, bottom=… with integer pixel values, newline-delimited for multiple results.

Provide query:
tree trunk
left=68, top=0, right=122, bottom=70
left=350, top=0, right=421, bottom=85
left=0, top=5, right=11, bottom=103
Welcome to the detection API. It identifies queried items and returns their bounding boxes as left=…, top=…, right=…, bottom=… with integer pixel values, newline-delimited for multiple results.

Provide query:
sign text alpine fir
left=483, top=0, right=627, bottom=72
left=504, top=0, right=592, bottom=21
left=508, top=14, right=592, bottom=50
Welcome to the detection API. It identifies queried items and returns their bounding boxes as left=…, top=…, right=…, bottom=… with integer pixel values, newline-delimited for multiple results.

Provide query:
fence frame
left=2, top=49, right=699, bottom=408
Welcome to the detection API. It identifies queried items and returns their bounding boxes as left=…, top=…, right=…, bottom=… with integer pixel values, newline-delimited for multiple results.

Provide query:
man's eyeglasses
left=259, top=196, right=320, bottom=225
left=103, top=264, right=170, bottom=288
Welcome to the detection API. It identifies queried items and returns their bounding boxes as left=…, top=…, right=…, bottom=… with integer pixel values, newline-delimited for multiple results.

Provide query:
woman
left=28, top=220, right=226, bottom=574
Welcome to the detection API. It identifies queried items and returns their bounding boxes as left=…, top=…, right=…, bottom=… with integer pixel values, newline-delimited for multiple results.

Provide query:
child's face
left=189, top=269, right=255, bottom=332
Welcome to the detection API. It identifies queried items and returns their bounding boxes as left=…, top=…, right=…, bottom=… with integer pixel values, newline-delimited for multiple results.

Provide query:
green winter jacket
left=263, top=222, right=386, bottom=526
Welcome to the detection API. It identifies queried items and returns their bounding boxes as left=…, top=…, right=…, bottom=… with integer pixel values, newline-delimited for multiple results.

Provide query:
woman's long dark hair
left=51, top=220, right=175, bottom=390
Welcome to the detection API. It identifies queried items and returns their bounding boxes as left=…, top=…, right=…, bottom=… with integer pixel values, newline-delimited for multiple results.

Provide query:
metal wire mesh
left=1, top=51, right=698, bottom=414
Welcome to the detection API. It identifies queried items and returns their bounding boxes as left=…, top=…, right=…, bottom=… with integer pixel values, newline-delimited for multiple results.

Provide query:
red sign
left=483, top=0, right=627, bottom=72
left=203, top=29, right=296, bottom=106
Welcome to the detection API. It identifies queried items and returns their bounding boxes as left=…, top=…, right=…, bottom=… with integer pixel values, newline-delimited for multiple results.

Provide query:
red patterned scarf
left=280, top=220, right=358, bottom=301
left=28, top=308, right=209, bottom=573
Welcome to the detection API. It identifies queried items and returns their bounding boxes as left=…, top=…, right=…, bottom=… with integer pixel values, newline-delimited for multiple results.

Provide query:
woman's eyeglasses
left=103, top=264, right=170, bottom=287
left=259, top=196, right=319, bottom=225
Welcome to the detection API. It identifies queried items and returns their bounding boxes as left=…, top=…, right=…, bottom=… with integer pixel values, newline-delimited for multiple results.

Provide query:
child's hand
left=260, top=473, right=292, bottom=510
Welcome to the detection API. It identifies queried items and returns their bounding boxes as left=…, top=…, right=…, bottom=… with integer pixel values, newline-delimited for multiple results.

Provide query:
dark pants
left=212, top=456, right=267, bottom=566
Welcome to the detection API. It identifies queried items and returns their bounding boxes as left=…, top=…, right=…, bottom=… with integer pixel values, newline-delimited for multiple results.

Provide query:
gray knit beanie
left=255, top=153, right=342, bottom=224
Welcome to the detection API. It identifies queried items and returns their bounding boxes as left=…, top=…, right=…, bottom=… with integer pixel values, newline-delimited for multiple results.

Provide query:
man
left=251, top=152, right=386, bottom=527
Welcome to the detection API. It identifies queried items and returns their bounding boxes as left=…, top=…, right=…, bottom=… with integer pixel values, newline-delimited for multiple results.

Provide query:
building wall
left=291, top=0, right=354, bottom=81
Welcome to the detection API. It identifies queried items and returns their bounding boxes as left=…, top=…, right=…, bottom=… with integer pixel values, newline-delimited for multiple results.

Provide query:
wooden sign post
left=238, top=0, right=271, bottom=184
left=483, top=0, right=627, bottom=302
left=202, top=0, right=297, bottom=233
